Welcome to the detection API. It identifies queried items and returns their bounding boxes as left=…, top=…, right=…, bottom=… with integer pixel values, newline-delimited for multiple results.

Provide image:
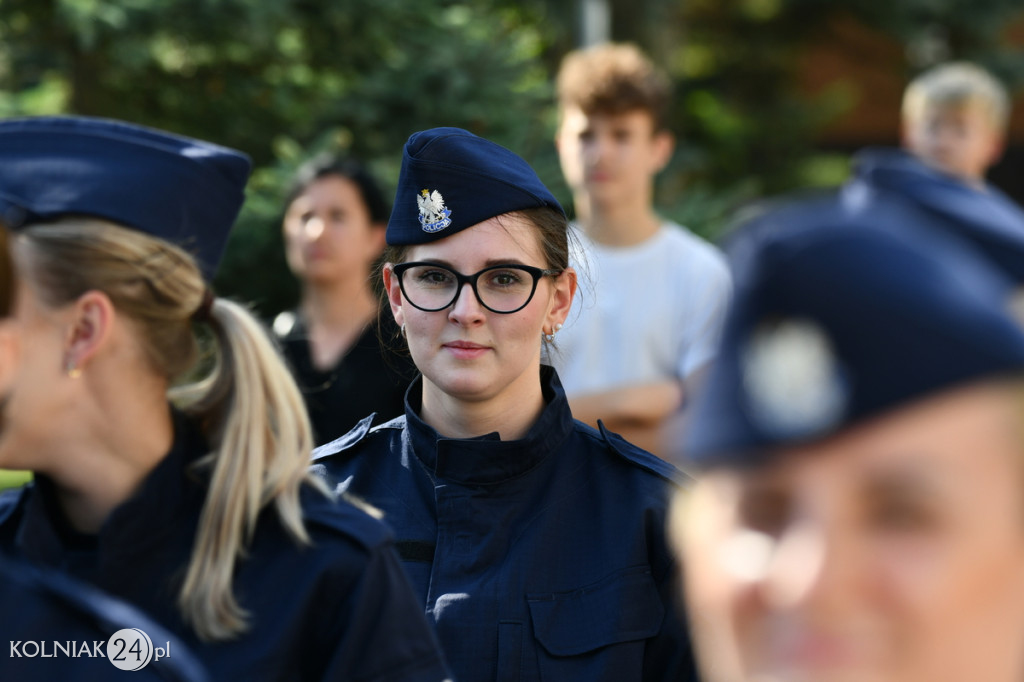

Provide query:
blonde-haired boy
left=902, top=61, right=1010, bottom=188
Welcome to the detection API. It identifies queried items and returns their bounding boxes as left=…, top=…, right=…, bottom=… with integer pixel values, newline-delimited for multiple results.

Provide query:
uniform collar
left=14, top=409, right=208, bottom=570
left=404, top=365, right=574, bottom=485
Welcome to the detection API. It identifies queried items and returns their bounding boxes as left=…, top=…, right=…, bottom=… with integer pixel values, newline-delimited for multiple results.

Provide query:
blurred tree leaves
left=0, top=0, right=559, bottom=314
left=1, top=0, right=1022, bottom=312
left=662, top=0, right=1024, bottom=229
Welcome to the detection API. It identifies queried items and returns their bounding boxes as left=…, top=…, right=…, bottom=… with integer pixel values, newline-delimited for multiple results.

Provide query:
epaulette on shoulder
left=299, top=485, right=393, bottom=552
left=597, top=421, right=692, bottom=487
left=311, top=414, right=381, bottom=463
left=309, top=414, right=403, bottom=493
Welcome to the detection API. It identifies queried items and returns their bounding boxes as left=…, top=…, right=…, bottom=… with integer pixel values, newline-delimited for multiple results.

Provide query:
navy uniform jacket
left=0, top=410, right=451, bottom=682
left=0, top=550, right=208, bottom=680
left=313, top=366, right=699, bottom=682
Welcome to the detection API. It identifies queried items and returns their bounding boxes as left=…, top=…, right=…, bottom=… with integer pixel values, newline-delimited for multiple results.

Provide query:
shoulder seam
left=595, top=421, right=689, bottom=486
left=300, top=488, right=392, bottom=551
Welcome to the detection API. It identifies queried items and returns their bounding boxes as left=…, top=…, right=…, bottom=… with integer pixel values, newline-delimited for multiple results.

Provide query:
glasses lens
left=475, top=266, right=536, bottom=312
left=400, top=264, right=460, bottom=310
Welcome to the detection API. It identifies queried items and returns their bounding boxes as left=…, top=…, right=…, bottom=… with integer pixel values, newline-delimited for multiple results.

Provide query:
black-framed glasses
left=393, top=261, right=562, bottom=314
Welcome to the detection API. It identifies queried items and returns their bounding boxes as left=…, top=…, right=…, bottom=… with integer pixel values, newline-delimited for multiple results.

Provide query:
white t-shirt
left=551, top=221, right=731, bottom=395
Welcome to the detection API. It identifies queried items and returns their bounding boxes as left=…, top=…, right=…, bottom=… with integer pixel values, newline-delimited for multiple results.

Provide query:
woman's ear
left=547, top=267, right=577, bottom=330
left=63, top=290, right=115, bottom=373
left=381, top=264, right=405, bottom=329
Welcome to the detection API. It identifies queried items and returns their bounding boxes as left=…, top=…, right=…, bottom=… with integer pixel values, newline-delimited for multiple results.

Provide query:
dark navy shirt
left=313, top=366, right=699, bottom=682
left=276, top=310, right=418, bottom=446
left=0, top=410, right=451, bottom=682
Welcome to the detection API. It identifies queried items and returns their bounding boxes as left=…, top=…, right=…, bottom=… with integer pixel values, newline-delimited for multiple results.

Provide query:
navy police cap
left=849, top=148, right=1024, bottom=284
left=386, top=127, right=564, bottom=246
left=0, top=115, right=251, bottom=280
left=685, top=191, right=1024, bottom=467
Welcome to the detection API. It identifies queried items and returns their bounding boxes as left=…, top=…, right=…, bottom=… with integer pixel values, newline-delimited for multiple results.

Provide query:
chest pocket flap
left=527, top=566, right=664, bottom=656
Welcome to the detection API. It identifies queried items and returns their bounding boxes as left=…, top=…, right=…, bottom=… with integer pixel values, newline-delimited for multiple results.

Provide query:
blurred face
left=903, top=101, right=1003, bottom=183
left=556, top=106, right=672, bottom=209
left=384, top=215, right=574, bottom=407
left=282, top=175, right=385, bottom=284
left=0, top=317, right=18, bottom=452
left=678, top=381, right=1024, bottom=682
left=0, top=232, right=18, bottom=415
left=0, top=250, right=70, bottom=472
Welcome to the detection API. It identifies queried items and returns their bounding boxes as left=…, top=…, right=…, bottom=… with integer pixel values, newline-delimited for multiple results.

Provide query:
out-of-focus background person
left=274, top=155, right=417, bottom=445
left=901, top=61, right=1010, bottom=189
left=551, top=42, right=731, bottom=464
left=672, top=191, right=1024, bottom=682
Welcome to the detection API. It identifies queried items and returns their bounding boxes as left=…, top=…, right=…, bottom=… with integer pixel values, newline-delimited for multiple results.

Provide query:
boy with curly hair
left=553, top=43, right=731, bottom=462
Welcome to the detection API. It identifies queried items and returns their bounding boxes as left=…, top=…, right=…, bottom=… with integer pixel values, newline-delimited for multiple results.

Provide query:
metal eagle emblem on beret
left=417, top=189, right=452, bottom=232
left=742, top=319, right=848, bottom=438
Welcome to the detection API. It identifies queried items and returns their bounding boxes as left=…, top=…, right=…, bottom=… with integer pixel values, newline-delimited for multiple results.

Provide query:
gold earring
left=66, top=363, right=82, bottom=379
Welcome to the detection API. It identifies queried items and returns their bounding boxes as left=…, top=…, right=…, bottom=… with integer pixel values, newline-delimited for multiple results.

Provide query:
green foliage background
left=2, top=0, right=1022, bottom=318
left=1, top=0, right=1023, bottom=489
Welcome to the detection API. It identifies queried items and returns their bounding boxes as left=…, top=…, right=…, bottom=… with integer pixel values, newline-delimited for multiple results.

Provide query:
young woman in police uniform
left=314, top=127, right=698, bottom=681
left=0, top=116, right=450, bottom=682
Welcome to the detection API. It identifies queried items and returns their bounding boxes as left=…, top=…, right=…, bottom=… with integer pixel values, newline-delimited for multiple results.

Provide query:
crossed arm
left=567, top=365, right=710, bottom=462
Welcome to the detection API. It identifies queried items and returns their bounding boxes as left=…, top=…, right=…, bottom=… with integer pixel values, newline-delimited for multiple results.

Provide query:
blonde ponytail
left=20, top=218, right=329, bottom=641
left=174, top=297, right=330, bottom=640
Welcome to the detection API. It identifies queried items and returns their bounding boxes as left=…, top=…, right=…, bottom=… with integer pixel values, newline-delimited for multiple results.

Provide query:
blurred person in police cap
left=314, top=126, right=699, bottom=681
left=846, top=145, right=1024, bottom=319
left=0, top=116, right=451, bottom=681
left=669, top=189, right=1024, bottom=682
left=0, top=222, right=207, bottom=681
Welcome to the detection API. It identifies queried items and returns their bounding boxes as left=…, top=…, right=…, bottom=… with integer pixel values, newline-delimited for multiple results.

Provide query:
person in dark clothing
left=0, top=116, right=451, bottom=682
left=673, top=191, right=1024, bottom=682
left=275, top=156, right=417, bottom=444
left=0, top=224, right=207, bottom=682
left=314, top=127, right=699, bottom=681
left=846, top=146, right=1024, bottom=285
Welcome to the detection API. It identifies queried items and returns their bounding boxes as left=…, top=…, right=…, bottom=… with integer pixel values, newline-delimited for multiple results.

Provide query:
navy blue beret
left=0, top=115, right=251, bottom=280
left=685, top=191, right=1024, bottom=467
left=386, top=127, right=564, bottom=246
left=848, top=147, right=1024, bottom=284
